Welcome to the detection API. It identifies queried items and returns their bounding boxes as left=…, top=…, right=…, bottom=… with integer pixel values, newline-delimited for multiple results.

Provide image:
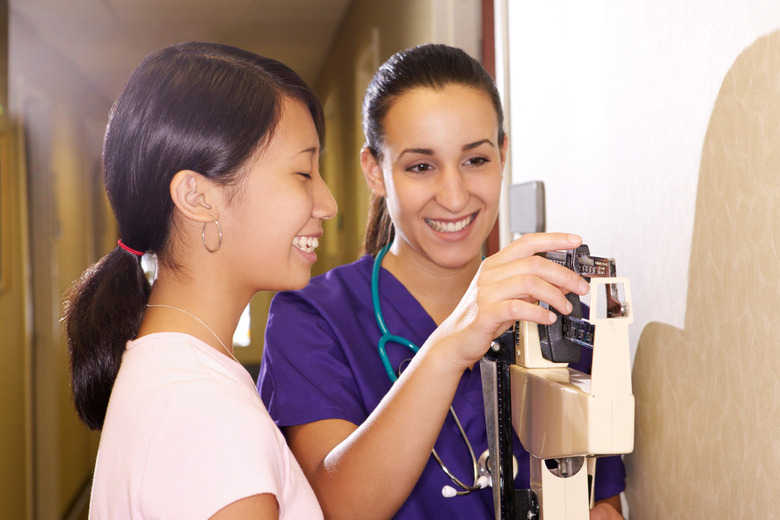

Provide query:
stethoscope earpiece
left=441, top=486, right=458, bottom=498
left=441, top=474, right=492, bottom=498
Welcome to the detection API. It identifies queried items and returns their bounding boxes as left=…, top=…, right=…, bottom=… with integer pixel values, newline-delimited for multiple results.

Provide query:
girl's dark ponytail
left=63, top=248, right=150, bottom=430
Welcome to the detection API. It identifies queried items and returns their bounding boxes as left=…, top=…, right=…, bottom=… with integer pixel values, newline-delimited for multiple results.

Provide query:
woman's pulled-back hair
left=63, top=42, right=324, bottom=430
left=361, top=43, right=505, bottom=256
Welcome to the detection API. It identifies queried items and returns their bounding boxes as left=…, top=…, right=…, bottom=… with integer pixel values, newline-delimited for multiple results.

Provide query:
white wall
left=431, top=0, right=481, bottom=59
left=498, top=0, right=780, bottom=359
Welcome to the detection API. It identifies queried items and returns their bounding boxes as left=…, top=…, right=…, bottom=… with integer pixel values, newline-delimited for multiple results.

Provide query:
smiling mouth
left=424, top=212, right=477, bottom=233
left=292, top=236, right=319, bottom=253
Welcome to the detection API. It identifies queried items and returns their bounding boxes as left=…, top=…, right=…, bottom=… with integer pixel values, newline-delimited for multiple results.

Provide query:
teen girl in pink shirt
left=63, top=42, right=336, bottom=519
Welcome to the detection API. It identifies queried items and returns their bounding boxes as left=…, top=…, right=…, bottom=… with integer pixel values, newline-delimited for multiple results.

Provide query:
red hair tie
left=117, top=239, right=144, bottom=257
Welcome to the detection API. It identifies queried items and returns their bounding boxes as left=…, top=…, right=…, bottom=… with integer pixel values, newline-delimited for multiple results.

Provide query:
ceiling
left=10, top=0, right=353, bottom=103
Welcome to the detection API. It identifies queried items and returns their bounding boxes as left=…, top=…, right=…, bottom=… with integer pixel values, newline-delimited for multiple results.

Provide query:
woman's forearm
left=305, top=337, right=466, bottom=519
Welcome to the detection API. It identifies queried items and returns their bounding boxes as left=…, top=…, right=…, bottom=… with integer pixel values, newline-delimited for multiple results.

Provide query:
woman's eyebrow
left=396, top=147, right=434, bottom=160
left=462, top=138, right=493, bottom=151
left=396, top=139, right=494, bottom=161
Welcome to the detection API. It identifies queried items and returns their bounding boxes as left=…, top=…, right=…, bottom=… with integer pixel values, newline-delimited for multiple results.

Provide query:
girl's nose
left=314, top=176, right=338, bottom=220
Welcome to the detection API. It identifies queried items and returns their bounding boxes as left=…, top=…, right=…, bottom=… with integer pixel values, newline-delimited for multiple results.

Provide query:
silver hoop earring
left=202, top=219, right=222, bottom=253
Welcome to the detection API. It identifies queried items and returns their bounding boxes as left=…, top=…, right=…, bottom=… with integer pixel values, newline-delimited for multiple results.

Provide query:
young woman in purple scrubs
left=259, top=43, right=625, bottom=520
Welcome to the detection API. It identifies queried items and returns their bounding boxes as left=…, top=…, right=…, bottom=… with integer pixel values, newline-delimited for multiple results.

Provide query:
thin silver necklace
left=146, top=304, right=239, bottom=364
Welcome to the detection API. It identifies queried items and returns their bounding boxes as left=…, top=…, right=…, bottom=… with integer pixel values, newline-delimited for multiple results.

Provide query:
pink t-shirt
left=89, top=332, right=322, bottom=519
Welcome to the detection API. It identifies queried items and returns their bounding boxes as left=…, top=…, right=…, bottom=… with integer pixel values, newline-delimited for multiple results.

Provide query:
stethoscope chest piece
left=476, top=449, right=519, bottom=489
left=478, top=449, right=492, bottom=486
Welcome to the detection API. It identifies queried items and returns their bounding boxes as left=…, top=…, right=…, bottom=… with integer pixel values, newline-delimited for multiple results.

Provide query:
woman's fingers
left=477, top=252, right=589, bottom=312
left=498, top=232, right=583, bottom=263
left=482, top=271, right=569, bottom=315
left=445, top=232, right=595, bottom=364
left=497, top=298, right=559, bottom=328
left=483, top=234, right=588, bottom=295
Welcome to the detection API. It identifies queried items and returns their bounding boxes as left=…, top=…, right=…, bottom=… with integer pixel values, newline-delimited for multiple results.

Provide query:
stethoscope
left=372, top=243, right=491, bottom=497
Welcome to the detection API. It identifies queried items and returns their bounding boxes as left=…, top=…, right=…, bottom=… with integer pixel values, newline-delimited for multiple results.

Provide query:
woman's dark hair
left=362, top=43, right=505, bottom=256
left=62, top=42, right=324, bottom=430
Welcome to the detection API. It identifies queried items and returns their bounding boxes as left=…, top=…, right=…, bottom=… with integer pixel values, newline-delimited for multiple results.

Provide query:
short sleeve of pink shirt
left=89, top=333, right=322, bottom=519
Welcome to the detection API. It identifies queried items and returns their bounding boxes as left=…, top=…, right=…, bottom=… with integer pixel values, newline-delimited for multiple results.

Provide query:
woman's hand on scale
left=429, top=232, right=590, bottom=370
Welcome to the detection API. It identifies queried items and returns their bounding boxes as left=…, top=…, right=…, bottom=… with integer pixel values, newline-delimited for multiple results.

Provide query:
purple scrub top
left=258, top=255, right=625, bottom=519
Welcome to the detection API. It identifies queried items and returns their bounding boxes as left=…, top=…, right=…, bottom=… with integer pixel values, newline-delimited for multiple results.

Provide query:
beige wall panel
left=626, top=31, right=780, bottom=518
left=10, top=13, right=109, bottom=517
left=0, top=122, right=32, bottom=519
left=51, top=101, right=101, bottom=512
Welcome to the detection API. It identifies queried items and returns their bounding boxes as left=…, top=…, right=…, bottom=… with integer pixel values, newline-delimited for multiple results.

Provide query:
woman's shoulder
left=273, top=255, right=374, bottom=307
left=312, top=254, right=374, bottom=288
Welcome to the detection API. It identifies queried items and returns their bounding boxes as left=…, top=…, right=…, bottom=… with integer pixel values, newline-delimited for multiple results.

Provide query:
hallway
left=0, top=1, right=485, bottom=517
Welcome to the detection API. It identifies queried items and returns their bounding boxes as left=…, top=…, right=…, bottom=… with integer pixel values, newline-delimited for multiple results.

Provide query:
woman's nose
left=435, top=167, right=469, bottom=213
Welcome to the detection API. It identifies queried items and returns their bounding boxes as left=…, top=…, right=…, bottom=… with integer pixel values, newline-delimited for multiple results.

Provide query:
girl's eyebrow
left=295, top=146, right=319, bottom=157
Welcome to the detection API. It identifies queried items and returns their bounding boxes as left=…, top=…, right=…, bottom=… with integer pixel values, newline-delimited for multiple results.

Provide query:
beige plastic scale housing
left=512, top=277, right=634, bottom=519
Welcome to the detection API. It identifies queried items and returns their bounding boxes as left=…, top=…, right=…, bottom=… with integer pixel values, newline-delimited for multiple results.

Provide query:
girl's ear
left=169, top=170, right=220, bottom=223
left=360, top=147, right=387, bottom=197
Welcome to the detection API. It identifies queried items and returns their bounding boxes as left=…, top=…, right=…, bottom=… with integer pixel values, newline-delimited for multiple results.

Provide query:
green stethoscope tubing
left=372, top=244, right=420, bottom=383
left=371, top=243, right=484, bottom=495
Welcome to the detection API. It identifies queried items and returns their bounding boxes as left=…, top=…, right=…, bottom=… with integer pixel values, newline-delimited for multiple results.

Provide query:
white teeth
left=425, top=213, right=476, bottom=233
left=292, top=236, right=319, bottom=253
